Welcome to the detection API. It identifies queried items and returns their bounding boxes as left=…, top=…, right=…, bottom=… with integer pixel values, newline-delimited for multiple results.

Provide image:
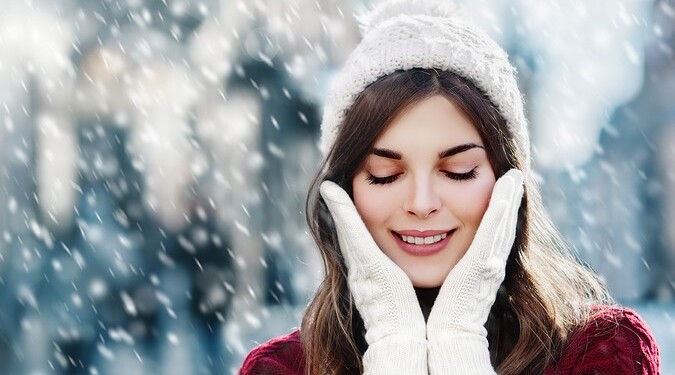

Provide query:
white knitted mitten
left=320, top=181, right=428, bottom=375
left=426, top=169, right=524, bottom=374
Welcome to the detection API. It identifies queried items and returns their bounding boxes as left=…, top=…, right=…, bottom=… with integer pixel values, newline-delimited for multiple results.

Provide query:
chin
left=409, top=274, right=446, bottom=288
left=401, top=262, right=453, bottom=288
left=394, top=260, right=448, bottom=288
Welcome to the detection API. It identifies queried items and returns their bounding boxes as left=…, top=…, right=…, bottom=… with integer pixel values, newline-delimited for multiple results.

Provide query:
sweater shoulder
left=239, top=329, right=305, bottom=375
left=546, top=305, right=660, bottom=374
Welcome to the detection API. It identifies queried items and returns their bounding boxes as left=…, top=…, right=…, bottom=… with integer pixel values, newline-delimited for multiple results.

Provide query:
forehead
left=373, top=95, right=482, bottom=150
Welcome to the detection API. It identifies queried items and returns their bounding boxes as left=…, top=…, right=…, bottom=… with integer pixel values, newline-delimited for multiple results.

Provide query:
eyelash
left=443, top=168, right=478, bottom=181
left=366, top=168, right=478, bottom=185
left=366, top=173, right=402, bottom=185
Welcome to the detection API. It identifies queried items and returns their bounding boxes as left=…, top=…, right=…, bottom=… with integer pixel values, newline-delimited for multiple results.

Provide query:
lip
left=391, top=229, right=455, bottom=256
left=394, top=229, right=451, bottom=237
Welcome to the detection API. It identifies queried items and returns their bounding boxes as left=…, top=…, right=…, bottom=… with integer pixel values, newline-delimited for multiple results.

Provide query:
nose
left=403, top=177, right=441, bottom=218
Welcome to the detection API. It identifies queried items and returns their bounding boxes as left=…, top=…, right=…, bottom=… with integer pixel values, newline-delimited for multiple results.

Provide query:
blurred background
left=0, top=0, right=673, bottom=373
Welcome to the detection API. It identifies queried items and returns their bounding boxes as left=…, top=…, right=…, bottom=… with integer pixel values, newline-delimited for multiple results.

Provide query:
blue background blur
left=0, top=0, right=673, bottom=373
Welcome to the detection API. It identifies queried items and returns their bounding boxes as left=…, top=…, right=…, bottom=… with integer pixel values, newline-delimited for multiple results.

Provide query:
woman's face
left=352, top=95, right=496, bottom=288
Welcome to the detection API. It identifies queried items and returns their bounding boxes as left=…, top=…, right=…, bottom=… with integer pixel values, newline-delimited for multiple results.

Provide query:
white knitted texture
left=320, top=2, right=530, bottom=170
left=426, top=169, right=524, bottom=373
left=319, top=181, right=427, bottom=374
left=428, top=335, right=495, bottom=374
left=363, top=335, right=428, bottom=374
left=359, top=0, right=461, bottom=34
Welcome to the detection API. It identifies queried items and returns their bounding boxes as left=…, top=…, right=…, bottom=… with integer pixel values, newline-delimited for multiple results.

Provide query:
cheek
left=352, top=180, right=396, bottom=229
left=446, top=174, right=495, bottom=226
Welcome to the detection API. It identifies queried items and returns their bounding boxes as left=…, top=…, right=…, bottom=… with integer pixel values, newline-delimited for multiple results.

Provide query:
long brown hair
left=301, top=69, right=612, bottom=374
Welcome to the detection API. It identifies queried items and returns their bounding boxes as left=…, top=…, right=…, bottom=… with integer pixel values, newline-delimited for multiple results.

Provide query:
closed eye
left=366, top=173, right=402, bottom=185
left=442, top=167, right=478, bottom=181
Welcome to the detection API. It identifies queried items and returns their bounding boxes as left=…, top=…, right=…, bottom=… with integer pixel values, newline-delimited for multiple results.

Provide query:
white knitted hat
left=320, top=0, right=530, bottom=170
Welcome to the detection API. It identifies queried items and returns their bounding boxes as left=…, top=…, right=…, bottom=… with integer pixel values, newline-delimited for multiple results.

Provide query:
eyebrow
left=371, top=143, right=483, bottom=160
left=438, top=143, right=483, bottom=159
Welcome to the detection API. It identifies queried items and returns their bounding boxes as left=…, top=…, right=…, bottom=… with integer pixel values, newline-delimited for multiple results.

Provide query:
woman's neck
left=414, top=286, right=441, bottom=321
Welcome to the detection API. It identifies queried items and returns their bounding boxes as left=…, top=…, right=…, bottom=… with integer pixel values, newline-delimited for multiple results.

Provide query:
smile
left=400, top=233, right=447, bottom=245
left=391, top=229, right=455, bottom=256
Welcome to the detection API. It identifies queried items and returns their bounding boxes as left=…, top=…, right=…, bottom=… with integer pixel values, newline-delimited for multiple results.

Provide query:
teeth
left=400, top=233, right=448, bottom=245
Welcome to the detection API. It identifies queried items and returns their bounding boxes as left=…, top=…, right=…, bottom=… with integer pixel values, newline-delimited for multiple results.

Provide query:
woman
left=240, top=1, right=660, bottom=374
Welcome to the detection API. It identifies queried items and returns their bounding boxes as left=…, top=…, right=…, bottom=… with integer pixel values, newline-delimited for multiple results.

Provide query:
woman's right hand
left=320, top=181, right=428, bottom=375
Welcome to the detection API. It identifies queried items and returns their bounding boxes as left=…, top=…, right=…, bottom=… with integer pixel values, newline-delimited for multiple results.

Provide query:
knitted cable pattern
left=319, top=181, right=428, bottom=374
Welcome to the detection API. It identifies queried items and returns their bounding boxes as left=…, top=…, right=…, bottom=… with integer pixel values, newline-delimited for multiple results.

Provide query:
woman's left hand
left=426, top=168, right=524, bottom=374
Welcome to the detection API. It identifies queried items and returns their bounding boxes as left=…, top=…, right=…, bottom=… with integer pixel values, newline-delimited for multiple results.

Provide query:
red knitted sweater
left=240, top=305, right=660, bottom=374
